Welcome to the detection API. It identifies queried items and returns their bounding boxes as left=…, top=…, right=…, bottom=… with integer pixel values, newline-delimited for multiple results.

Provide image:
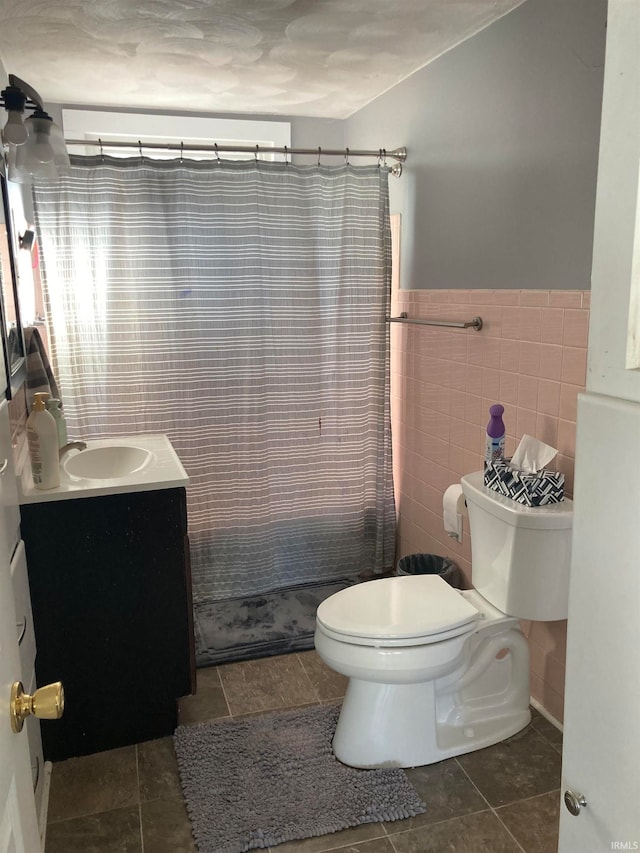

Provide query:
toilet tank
left=460, top=471, right=573, bottom=621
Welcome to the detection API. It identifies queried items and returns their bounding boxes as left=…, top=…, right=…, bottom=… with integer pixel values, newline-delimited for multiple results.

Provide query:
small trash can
left=396, top=553, right=461, bottom=588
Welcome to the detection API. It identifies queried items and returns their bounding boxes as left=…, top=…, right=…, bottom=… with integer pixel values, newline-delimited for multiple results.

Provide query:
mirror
left=0, top=170, right=26, bottom=398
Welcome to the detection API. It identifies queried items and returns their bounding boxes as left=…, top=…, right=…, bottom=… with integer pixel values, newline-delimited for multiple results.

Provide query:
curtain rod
left=64, top=139, right=407, bottom=175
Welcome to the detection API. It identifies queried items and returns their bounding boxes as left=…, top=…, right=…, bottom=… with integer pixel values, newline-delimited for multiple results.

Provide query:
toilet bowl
left=314, top=470, right=573, bottom=769
left=315, top=575, right=531, bottom=768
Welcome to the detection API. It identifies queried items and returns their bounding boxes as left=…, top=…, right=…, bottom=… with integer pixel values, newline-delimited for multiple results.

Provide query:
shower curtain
left=33, top=155, right=396, bottom=613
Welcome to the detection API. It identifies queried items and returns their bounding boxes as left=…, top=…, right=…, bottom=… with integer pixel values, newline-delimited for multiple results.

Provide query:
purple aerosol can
left=485, top=404, right=505, bottom=465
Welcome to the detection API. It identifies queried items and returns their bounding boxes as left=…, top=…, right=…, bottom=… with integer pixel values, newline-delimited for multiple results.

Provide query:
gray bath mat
left=174, top=703, right=426, bottom=853
left=194, top=579, right=356, bottom=666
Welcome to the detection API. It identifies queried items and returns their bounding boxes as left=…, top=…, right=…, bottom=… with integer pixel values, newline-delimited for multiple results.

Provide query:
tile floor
left=44, top=650, right=563, bottom=853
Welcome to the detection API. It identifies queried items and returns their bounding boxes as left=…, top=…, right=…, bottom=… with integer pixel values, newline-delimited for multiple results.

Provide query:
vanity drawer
left=0, top=398, right=20, bottom=559
left=11, top=540, right=36, bottom=680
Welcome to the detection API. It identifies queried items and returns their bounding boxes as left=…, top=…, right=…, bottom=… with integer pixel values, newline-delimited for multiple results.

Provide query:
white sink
left=19, top=434, right=189, bottom=504
left=63, top=445, right=154, bottom=480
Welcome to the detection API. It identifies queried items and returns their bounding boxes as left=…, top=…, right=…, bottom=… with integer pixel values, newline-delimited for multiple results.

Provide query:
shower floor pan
left=194, top=578, right=356, bottom=667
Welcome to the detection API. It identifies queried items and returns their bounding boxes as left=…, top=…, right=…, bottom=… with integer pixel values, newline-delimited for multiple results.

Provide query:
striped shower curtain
left=33, top=155, right=396, bottom=605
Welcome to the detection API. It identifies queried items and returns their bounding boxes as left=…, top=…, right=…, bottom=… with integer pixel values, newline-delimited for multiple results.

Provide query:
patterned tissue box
left=484, top=459, right=565, bottom=506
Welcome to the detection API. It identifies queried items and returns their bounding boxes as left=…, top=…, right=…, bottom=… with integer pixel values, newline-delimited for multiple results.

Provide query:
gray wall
left=346, top=0, right=606, bottom=290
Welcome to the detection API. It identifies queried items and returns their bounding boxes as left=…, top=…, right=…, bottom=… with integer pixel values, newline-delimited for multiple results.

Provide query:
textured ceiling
left=0, top=0, right=524, bottom=119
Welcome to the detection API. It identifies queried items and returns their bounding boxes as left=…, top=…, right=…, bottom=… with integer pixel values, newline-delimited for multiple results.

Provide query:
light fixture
left=0, top=78, right=28, bottom=145
left=1, top=74, right=70, bottom=183
left=19, top=230, right=35, bottom=251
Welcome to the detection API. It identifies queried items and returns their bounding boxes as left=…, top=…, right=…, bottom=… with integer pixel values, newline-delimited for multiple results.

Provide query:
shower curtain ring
left=138, top=140, right=143, bottom=159
left=98, top=138, right=105, bottom=161
left=345, top=148, right=350, bottom=166
left=284, top=145, right=289, bottom=166
left=377, top=148, right=383, bottom=169
left=317, top=147, right=322, bottom=167
left=214, top=143, right=220, bottom=162
left=255, top=144, right=259, bottom=163
left=180, top=141, right=184, bottom=163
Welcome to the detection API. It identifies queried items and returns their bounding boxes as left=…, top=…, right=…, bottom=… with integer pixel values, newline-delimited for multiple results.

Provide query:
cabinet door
left=21, top=487, right=194, bottom=760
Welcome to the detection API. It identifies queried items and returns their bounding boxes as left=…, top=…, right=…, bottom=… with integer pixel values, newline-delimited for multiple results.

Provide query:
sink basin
left=63, top=445, right=154, bottom=480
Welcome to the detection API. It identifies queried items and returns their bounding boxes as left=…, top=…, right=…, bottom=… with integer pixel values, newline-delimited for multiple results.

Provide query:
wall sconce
left=1, top=74, right=70, bottom=183
left=19, top=229, right=35, bottom=251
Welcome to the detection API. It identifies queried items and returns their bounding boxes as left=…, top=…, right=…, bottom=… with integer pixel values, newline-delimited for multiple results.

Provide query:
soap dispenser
left=45, top=398, right=68, bottom=448
left=27, top=392, right=60, bottom=490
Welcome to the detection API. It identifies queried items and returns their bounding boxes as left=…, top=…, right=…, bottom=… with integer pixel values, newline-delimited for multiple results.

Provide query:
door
left=0, top=517, right=41, bottom=851
left=558, top=0, right=640, bottom=849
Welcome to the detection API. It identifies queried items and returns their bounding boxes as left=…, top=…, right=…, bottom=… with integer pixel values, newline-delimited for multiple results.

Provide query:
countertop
left=18, top=434, right=189, bottom=504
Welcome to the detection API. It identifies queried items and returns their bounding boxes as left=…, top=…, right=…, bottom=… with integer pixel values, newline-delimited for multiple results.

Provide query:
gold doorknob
left=10, top=681, right=64, bottom=733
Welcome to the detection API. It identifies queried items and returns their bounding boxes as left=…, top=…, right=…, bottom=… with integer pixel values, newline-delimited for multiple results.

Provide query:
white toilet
left=314, top=470, right=573, bottom=768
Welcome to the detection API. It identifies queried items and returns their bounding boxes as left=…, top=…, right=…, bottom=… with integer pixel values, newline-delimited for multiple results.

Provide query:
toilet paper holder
left=443, top=484, right=467, bottom=543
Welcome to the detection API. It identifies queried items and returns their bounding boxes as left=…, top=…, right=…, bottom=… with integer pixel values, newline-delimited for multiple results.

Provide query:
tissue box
left=484, top=459, right=565, bottom=506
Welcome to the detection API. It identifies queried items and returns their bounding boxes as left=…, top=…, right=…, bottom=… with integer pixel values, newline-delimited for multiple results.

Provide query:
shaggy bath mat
left=194, top=579, right=356, bottom=666
left=174, top=703, right=426, bottom=853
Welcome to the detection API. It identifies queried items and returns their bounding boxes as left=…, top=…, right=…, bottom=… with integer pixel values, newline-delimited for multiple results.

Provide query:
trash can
left=396, top=553, right=461, bottom=588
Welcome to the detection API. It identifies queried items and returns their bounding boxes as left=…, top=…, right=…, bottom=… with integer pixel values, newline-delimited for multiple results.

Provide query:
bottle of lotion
left=485, top=403, right=506, bottom=466
left=27, top=392, right=60, bottom=489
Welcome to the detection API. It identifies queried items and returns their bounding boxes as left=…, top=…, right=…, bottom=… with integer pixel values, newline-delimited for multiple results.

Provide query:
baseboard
left=39, top=760, right=53, bottom=849
left=530, top=696, right=564, bottom=733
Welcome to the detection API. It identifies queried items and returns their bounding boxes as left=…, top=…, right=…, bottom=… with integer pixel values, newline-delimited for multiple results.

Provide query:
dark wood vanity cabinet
left=20, top=487, right=195, bottom=761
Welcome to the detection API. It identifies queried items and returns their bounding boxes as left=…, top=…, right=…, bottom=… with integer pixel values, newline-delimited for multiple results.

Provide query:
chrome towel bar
left=386, top=312, right=483, bottom=331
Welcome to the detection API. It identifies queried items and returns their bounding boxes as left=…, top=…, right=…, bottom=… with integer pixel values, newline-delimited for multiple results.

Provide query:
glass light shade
left=8, top=148, right=57, bottom=183
left=48, top=119, right=71, bottom=173
left=11, top=112, right=71, bottom=182
left=22, top=114, right=55, bottom=163
left=5, top=143, right=29, bottom=183
left=2, top=109, right=28, bottom=145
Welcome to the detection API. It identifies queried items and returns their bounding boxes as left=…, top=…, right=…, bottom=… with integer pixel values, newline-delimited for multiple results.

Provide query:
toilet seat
left=316, top=575, right=479, bottom=648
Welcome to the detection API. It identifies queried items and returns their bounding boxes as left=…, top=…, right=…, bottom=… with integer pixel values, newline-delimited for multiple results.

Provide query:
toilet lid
left=316, top=575, right=478, bottom=641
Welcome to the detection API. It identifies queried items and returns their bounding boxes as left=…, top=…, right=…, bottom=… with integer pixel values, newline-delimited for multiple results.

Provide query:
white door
left=0, top=519, right=41, bottom=851
left=558, top=0, right=640, bottom=849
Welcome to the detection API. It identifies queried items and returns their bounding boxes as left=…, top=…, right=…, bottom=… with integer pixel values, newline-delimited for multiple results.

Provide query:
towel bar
left=386, top=312, right=483, bottom=331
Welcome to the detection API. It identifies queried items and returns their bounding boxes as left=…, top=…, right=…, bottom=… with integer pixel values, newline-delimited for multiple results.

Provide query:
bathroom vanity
left=18, top=435, right=195, bottom=761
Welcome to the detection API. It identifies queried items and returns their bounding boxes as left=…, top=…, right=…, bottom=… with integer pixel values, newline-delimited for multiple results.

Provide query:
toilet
left=314, top=470, right=573, bottom=768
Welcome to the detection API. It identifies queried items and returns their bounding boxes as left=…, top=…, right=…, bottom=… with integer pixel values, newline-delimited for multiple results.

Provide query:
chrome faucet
left=59, top=441, right=87, bottom=460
